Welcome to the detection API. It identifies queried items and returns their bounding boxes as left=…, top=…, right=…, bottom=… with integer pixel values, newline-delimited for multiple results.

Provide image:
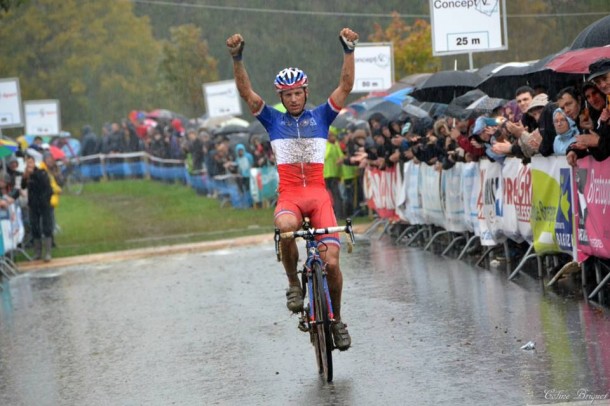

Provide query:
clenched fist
left=226, top=33, right=245, bottom=60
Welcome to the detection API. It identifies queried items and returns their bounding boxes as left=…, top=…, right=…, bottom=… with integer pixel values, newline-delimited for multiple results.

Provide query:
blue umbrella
left=383, top=88, right=414, bottom=105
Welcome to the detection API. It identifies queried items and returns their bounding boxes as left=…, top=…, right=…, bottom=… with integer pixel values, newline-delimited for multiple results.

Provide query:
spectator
left=148, top=127, right=169, bottom=159
left=471, top=116, right=505, bottom=163
left=106, top=122, right=124, bottom=153
left=234, top=143, right=254, bottom=203
left=324, top=129, right=344, bottom=219
left=506, top=86, right=536, bottom=143
left=80, top=125, right=99, bottom=156
left=185, top=129, right=205, bottom=173
left=556, top=87, right=584, bottom=130
left=22, top=155, right=54, bottom=262
left=567, top=58, right=610, bottom=166
left=552, top=108, right=578, bottom=154
left=582, top=82, right=606, bottom=127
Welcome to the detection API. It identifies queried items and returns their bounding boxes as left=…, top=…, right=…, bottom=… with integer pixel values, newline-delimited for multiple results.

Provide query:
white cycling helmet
left=274, top=67, right=308, bottom=93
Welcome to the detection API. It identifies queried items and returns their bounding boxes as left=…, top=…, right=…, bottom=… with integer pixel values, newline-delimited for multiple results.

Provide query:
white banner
left=478, top=160, right=504, bottom=246
left=24, top=99, right=61, bottom=135
left=420, top=164, right=445, bottom=228
left=0, top=77, right=24, bottom=128
left=462, top=162, right=479, bottom=234
left=403, top=162, right=425, bottom=225
left=442, top=163, right=468, bottom=232
left=203, top=80, right=242, bottom=118
left=353, top=42, right=394, bottom=93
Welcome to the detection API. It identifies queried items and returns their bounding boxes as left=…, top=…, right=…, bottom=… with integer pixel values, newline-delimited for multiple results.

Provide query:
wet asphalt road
left=1, top=235, right=610, bottom=406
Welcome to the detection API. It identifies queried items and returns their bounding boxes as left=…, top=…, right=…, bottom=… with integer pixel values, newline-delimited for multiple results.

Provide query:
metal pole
left=468, top=52, right=474, bottom=71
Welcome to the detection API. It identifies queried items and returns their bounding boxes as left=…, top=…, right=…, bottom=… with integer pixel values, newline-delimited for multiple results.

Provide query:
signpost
left=353, top=42, right=394, bottom=93
left=0, top=78, right=24, bottom=129
left=203, top=80, right=242, bottom=118
left=24, top=100, right=61, bottom=136
left=430, top=0, right=508, bottom=68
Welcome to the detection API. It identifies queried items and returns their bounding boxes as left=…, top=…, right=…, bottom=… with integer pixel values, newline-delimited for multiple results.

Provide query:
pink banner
left=573, top=156, right=610, bottom=261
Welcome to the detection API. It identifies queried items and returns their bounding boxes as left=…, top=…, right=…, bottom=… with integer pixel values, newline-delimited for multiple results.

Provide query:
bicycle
left=58, top=158, right=84, bottom=195
left=274, top=217, right=355, bottom=382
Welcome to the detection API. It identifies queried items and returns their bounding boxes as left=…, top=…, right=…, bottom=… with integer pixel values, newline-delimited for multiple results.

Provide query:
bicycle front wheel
left=66, top=171, right=84, bottom=195
left=312, top=261, right=333, bottom=382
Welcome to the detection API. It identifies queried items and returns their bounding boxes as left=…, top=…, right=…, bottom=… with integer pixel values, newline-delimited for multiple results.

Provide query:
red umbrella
left=48, top=145, right=66, bottom=160
left=543, top=46, right=610, bottom=74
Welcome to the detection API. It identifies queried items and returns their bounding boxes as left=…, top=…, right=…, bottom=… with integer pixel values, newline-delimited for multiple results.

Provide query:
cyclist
left=226, top=27, right=358, bottom=351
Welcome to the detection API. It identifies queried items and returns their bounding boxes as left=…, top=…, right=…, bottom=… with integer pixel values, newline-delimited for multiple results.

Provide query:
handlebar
left=274, top=218, right=355, bottom=262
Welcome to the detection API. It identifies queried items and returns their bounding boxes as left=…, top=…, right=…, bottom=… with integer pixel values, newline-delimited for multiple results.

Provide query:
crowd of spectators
left=320, top=57, right=610, bottom=228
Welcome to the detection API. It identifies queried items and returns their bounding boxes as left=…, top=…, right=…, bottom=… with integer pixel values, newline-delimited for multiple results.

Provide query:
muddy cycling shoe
left=286, top=285, right=304, bottom=313
left=331, top=321, right=351, bottom=351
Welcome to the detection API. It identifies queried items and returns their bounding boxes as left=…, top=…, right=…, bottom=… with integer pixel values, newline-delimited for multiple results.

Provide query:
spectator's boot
left=33, top=239, right=42, bottom=260
left=42, top=237, right=53, bottom=262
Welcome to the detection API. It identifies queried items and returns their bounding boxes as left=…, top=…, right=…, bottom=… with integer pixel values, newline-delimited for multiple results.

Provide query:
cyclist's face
left=280, top=87, right=307, bottom=116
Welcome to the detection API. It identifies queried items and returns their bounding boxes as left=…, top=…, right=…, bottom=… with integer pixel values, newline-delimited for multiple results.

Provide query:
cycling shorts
left=274, top=186, right=340, bottom=247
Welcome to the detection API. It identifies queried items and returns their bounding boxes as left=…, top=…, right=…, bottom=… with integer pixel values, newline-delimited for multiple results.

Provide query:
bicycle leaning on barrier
left=57, top=158, right=84, bottom=195
left=274, top=217, right=355, bottom=383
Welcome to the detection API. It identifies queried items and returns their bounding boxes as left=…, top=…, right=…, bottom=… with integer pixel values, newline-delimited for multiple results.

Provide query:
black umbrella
left=360, top=100, right=403, bottom=122
left=476, top=63, right=533, bottom=99
left=445, top=89, right=488, bottom=119
left=410, top=70, right=481, bottom=104
left=570, top=15, right=610, bottom=50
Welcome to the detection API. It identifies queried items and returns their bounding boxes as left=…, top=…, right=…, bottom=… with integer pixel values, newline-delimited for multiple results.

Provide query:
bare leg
left=275, top=214, right=301, bottom=286
left=320, top=244, right=343, bottom=321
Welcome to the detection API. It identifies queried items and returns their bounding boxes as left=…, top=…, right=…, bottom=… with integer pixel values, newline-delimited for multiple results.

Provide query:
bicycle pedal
left=298, top=320, right=309, bottom=332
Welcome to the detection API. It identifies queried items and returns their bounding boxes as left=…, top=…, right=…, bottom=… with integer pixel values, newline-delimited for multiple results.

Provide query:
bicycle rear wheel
left=312, top=261, right=333, bottom=382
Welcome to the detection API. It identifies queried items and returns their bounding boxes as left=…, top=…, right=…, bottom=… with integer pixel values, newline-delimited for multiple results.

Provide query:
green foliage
left=158, top=24, right=219, bottom=118
left=0, top=0, right=159, bottom=135
left=369, top=13, right=440, bottom=80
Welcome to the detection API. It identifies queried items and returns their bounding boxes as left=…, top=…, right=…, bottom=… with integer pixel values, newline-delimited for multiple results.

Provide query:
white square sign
left=203, top=80, right=242, bottom=118
left=430, top=0, right=507, bottom=55
left=353, top=43, right=394, bottom=93
left=0, top=77, right=24, bottom=128
left=24, top=100, right=61, bottom=135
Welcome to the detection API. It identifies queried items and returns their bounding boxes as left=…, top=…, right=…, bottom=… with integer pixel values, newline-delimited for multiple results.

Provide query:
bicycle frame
left=274, top=218, right=355, bottom=331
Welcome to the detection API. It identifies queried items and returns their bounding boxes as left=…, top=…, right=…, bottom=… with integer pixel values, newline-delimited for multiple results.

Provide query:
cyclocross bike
left=274, top=217, right=355, bottom=383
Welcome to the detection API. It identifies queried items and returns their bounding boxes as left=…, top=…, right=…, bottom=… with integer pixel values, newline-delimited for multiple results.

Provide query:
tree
left=157, top=24, right=219, bottom=118
left=369, top=12, right=441, bottom=80
left=0, top=0, right=159, bottom=135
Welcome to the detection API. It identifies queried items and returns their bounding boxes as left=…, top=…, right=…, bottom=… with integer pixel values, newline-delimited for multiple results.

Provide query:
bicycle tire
left=66, top=172, right=84, bottom=195
left=312, top=261, right=333, bottom=382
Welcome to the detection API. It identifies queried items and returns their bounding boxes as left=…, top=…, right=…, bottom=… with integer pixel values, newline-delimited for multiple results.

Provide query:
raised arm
left=226, top=33, right=264, bottom=114
left=329, top=28, right=359, bottom=109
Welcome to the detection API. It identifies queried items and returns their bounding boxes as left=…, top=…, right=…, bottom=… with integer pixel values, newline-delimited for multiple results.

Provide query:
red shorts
left=274, top=186, right=340, bottom=247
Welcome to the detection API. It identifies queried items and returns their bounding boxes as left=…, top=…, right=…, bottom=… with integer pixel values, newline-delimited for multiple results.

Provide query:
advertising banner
left=353, top=43, right=394, bottom=93
left=24, top=99, right=61, bottom=135
left=501, top=158, right=533, bottom=243
left=530, top=156, right=574, bottom=255
left=203, top=80, right=242, bottom=118
left=0, top=77, right=23, bottom=128
left=430, top=0, right=508, bottom=56
left=364, top=166, right=397, bottom=219
left=573, top=156, right=610, bottom=261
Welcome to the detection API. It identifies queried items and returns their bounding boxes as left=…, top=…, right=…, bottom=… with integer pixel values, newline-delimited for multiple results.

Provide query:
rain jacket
left=553, top=108, right=578, bottom=155
left=39, top=161, right=62, bottom=208
left=234, top=144, right=253, bottom=178
left=324, top=140, right=344, bottom=179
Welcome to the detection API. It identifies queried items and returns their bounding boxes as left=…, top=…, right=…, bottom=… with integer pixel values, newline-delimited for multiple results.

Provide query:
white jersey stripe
left=271, top=137, right=327, bottom=165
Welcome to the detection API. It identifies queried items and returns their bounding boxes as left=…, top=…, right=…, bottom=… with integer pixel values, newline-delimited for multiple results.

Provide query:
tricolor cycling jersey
left=255, top=99, right=341, bottom=193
